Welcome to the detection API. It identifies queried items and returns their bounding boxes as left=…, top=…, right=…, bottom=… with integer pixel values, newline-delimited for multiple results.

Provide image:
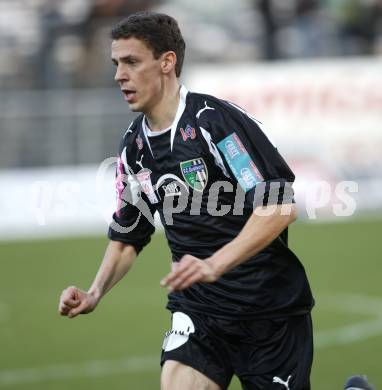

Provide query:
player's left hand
left=160, top=255, right=218, bottom=292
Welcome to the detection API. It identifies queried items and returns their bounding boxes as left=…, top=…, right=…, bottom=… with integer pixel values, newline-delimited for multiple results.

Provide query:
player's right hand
left=58, top=286, right=98, bottom=319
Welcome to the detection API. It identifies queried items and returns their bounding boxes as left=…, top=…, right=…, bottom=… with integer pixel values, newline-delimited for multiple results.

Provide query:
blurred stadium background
left=0, top=0, right=382, bottom=389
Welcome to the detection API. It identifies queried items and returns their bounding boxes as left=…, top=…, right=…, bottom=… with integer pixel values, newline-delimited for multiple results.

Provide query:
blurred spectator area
left=0, top=0, right=381, bottom=168
left=0, top=88, right=133, bottom=167
left=1, top=0, right=382, bottom=90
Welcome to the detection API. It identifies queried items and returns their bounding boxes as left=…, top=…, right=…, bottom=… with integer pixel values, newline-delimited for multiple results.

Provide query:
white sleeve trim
left=199, top=126, right=230, bottom=179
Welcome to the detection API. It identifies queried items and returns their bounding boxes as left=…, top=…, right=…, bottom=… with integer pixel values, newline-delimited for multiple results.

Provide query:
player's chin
left=127, top=102, right=141, bottom=112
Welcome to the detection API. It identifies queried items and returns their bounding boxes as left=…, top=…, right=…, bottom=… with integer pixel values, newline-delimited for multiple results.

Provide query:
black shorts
left=161, top=311, right=313, bottom=390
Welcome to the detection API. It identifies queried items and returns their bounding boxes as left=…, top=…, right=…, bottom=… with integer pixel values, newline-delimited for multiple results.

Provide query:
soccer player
left=58, top=11, right=314, bottom=390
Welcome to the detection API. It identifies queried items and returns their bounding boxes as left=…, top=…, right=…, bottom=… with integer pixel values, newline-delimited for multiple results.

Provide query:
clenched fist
left=58, top=286, right=99, bottom=318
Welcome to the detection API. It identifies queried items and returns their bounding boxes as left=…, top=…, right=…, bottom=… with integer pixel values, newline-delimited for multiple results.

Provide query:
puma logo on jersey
left=273, top=375, right=292, bottom=390
left=196, top=101, right=215, bottom=119
left=136, top=154, right=144, bottom=170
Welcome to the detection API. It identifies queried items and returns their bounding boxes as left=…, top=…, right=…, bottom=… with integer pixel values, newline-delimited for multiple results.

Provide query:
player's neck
left=145, top=79, right=180, bottom=132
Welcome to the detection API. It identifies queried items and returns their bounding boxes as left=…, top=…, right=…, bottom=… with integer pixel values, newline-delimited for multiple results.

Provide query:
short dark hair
left=111, top=12, right=186, bottom=77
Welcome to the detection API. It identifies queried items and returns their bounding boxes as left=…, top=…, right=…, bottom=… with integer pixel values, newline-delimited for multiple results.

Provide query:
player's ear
left=161, top=51, right=177, bottom=75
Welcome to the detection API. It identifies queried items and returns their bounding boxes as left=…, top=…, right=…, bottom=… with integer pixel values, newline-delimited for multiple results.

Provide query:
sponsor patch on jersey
left=162, top=181, right=183, bottom=197
left=155, top=173, right=189, bottom=201
left=136, top=168, right=159, bottom=204
left=217, top=132, right=263, bottom=192
left=180, top=158, right=208, bottom=192
left=136, top=134, right=144, bottom=150
left=180, top=124, right=196, bottom=141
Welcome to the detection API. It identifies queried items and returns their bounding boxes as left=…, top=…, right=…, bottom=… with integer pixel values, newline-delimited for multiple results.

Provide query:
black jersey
left=108, top=86, right=314, bottom=319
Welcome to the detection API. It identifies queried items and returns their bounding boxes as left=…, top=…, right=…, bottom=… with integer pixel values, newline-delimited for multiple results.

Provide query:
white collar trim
left=142, top=85, right=189, bottom=155
left=144, top=121, right=171, bottom=137
left=170, top=85, right=188, bottom=151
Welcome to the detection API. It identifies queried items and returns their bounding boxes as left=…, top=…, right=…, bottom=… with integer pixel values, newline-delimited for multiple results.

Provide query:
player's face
left=111, top=38, right=164, bottom=113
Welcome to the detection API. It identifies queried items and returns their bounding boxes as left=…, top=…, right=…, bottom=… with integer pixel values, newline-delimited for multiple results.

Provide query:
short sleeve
left=108, top=145, right=156, bottom=254
left=199, top=100, right=295, bottom=208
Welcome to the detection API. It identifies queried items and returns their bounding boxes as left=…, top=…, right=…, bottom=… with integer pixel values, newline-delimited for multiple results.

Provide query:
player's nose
left=114, top=65, right=129, bottom=82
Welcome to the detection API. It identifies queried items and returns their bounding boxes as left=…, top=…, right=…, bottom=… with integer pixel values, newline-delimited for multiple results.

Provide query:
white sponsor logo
left=240, top=167, right=256, bottom=188
left=155, top=174, right=189, bottom=198
left=162, top=181, right=182, bottom=197
left=225, top=140, right=240, bottom=159
left=162, top=312, right=195, bottom=352
left=273, top=375, right=292, bottom=390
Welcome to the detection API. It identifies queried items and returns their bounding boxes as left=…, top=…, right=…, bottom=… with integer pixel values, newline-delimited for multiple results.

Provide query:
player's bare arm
left=59, top=240, right=137, bottom=318
left=161, top=203, right=297, bottom=292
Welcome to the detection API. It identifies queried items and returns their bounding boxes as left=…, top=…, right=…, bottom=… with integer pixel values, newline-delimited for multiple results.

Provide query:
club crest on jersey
left=180, top=158, right=208, bottom=192
left=136, top=134, right=144, bottom=150
left=180, top=125, right=196, bottom=141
